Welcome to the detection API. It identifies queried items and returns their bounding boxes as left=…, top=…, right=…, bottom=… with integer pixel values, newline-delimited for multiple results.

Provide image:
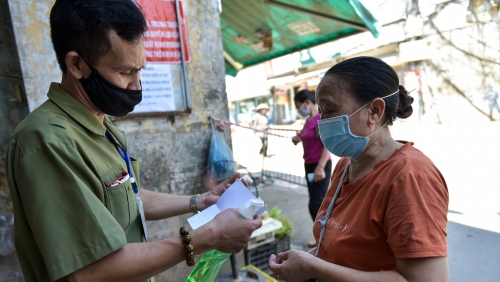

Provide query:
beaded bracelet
left=180, top=226, right=195, bottom=266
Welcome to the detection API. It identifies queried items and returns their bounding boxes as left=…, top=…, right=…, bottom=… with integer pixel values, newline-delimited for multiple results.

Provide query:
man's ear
left=65, top=51, right=86, bottom=80
left=368, top=98, right=386, bottom=126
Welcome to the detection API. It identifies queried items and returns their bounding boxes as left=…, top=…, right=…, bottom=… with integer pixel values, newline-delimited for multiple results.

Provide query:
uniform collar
left=47, top=82, right=107, bottom=137
left=47, top=83, right=128, bottom=151
left=104, top=117, right=128, bottom=152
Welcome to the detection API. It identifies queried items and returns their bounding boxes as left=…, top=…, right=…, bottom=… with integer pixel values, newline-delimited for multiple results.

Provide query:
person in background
left=292, top=90, right=331, bottom=248
left=269, top=56, right=448, bottom=282
left=484, top=85, right=500, bottom=121
left=253, top=103, right=270, bottom=156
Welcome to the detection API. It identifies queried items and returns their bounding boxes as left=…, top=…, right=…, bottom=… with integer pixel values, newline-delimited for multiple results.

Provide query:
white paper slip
left=187, top=179, right=266, bottom=230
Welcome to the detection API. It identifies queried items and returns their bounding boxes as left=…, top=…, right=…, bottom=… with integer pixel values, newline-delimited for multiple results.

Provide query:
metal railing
left=259, top=127, right=308, bottom=187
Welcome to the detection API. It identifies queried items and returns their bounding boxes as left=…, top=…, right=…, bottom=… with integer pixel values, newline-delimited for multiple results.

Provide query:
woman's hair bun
left=396, top=85, right=414, bottom=119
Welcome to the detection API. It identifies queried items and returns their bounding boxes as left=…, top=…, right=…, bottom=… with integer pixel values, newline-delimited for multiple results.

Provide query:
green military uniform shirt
left=7, top=83, right=147, bottom=281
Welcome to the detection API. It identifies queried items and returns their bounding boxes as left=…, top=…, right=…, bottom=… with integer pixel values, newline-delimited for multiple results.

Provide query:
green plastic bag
left=186, top=249, right=231, bottom=282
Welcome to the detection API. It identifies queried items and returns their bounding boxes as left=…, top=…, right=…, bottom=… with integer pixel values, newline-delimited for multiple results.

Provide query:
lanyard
left=105, top=131, right=148, bottom=240
left=315, top=162, right=350, bottom=257
left=105, top=132, right=137, bottom=189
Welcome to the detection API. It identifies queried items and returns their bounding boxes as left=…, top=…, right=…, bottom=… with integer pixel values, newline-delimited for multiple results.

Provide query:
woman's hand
left=313, top=165, right=326, bottom=182
left=269, top=250, right=317, bottom=282
left=199, top=173, right=249, bottom=211
left=291, top=136, right=301, bottom=146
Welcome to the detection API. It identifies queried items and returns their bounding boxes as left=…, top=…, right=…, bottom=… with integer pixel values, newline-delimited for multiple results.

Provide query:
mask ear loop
left=366, top=89, right=400, bottom=137
left=348, top=89, right=400, bottom=118
left=348, top=102, right=370, bottom=118
left=381, top=89, right=399, bottom=99
left=79, top=55, right=95, bottom=71
left=367, top=120, right=390, bottom=137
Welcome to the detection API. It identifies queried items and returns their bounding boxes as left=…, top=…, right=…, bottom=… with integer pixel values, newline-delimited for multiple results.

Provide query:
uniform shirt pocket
left=102, top=168, right=134, bottom=231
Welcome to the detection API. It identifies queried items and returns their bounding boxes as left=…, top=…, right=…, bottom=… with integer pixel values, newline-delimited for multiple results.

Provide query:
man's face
left=82, top=29, right=146, bottom=90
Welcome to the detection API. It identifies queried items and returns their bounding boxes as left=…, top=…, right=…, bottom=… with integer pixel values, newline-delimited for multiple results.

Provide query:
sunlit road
left=232, top=120, right=500, bottom=281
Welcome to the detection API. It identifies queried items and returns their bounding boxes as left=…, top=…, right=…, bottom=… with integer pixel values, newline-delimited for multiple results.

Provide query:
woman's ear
left=368, top=98, right=386, bottom=126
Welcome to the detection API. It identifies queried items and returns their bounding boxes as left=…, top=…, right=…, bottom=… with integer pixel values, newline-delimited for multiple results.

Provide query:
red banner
left=136, top=0, right=191, bottom=63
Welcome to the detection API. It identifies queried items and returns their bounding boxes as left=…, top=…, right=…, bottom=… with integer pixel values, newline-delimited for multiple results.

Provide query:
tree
left=401, top=0, right=500, bottom=121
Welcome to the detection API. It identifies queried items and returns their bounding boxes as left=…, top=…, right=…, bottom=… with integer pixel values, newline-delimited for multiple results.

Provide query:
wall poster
left=132, top=0, right=191, bottom=115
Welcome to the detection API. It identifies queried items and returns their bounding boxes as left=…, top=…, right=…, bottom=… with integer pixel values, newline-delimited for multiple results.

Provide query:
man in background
left=253, top=103, right=270, bottom=156
left=484, top=85, right=500, bottom=121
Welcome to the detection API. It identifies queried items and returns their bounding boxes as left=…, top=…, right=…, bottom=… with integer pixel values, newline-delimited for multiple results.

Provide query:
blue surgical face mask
left=297, top=102, right=311, bottom=117
left=318, top=90, right=398, bottom=160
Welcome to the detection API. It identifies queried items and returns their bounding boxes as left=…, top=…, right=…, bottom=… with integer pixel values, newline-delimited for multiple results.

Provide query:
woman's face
left=316, top=76, right=371, bottom=137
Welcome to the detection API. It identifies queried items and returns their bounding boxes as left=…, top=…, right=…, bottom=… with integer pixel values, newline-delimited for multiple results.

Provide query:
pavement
left=225, top=120, right=500, bottom=282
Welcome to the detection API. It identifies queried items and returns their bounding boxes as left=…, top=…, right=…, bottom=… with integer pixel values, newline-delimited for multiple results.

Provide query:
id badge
left=135, top=193, right=148, bottom=241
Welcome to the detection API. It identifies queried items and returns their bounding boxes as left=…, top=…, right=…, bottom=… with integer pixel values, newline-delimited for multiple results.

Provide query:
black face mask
left=80, top=61, right=142, bottom=117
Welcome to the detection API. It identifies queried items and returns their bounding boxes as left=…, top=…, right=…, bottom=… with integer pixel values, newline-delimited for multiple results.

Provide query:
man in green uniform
left=6, top=0, right=262, bottom=281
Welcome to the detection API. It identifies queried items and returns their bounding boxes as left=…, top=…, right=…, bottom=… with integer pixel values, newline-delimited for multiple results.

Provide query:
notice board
left=131, top=0, right=191, bottom=116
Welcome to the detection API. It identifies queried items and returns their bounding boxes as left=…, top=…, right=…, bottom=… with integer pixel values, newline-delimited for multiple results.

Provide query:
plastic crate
left=247, top=218, right=282, bottom=250
left=276, top=236, right=291, bottom=254
left=244, top=241, right=277, bottom=274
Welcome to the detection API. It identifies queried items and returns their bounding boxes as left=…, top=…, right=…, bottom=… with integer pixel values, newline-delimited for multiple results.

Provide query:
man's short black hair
left=50, top=0, right=147, bottom=73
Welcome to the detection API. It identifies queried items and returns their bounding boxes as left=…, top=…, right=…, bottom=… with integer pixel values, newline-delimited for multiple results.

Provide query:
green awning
left=221, top=0, right=380, bottom=76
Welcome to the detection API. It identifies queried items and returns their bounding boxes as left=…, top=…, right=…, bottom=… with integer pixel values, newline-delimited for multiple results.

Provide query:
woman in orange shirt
left=269, top=56, right=449, bottom=281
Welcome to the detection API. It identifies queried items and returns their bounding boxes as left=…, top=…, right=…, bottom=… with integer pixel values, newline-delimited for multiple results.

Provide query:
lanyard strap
left=105, top=132, right=138, bottom=192
left=315, top=161, right=350, bottom=257
left=105, top=131, right=147, bottom=240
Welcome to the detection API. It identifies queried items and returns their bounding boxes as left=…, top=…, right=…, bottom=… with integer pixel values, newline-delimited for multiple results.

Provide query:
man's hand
left=199, top=173, right=249, bottom=210
left=206, top=208, right=262, bottom=254
left=268, top=250, right=317, bottom=282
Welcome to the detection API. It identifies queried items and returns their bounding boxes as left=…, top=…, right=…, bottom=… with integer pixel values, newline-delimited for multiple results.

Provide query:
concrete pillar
left=0, top=0, right=30, bottom=279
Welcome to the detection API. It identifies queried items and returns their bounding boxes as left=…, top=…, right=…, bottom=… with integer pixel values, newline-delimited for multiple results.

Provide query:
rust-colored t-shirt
left=312, top=141, right=448, bottom=271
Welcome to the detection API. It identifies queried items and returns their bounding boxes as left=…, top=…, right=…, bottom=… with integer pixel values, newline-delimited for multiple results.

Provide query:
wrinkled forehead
left=101, top=29, right=146, bottom=69
left=316, top=75, right=354, bottom=113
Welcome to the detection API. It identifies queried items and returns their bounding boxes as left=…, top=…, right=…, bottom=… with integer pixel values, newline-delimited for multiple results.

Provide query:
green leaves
left=269, top=207, right=293, bottom=239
